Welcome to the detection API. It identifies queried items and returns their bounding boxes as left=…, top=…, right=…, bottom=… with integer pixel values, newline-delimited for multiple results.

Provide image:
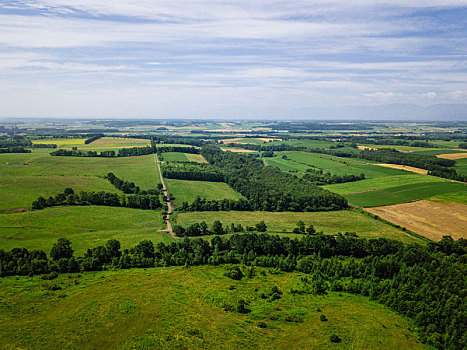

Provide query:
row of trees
left=0, top=146, right=31, bottom=153
left=172, top=220, right=267, bottom=237
left=302, top=169, right=365, bottom=185
left=156, top=146, right=200, bottom=154
left=162, top=163, right=225, bottom=182
left=31, top=188, right=162, bottom=211
left=177, top=196, right=253, bottom=211
left=31, top=143, right=57, bottom=148
left=50, top=146, right=154, bottom=157
left=201, top=146, right=349, bottom=211
left=84, top=133, right=104, bottom=144
left=0, top=234, right=465, bottom=349
left=105, top=172, right=161, bottom=195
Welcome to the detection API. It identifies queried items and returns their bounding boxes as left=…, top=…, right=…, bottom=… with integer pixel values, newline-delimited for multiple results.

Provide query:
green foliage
left=224, top=266, right=244, bottom=280
left=50, top=238, right=74, bottom=261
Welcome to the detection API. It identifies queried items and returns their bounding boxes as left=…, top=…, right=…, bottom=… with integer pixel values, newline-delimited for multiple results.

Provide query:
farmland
left=166, top=179, right=245, bottom=205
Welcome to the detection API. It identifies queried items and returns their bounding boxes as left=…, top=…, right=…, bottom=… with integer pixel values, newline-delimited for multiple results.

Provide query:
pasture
left=166, top=179, right=245, bottom=205
left=0, top=266, right=426, bottom=350
left=0, top=206, right=170, bottom=254
left=175, top=210, right=424, bottom=244
left=323, top=174, right=446, bottom=195
left=0, top=152, right=160, bottom=210
left=162, top=152, right=190, bottom=162
left=344, top=182, right=467, bottom=207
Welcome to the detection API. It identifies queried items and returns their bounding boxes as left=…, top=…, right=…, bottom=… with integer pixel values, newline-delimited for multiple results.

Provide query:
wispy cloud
left=0, top=1, right=466, bottom=118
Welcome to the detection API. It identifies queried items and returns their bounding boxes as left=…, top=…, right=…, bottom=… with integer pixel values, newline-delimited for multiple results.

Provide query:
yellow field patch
left=376, top=163, right=428, bottom=175
left=357, top=146, right=378, bottom=150
left=185, top=153, right=207, bottom=163
left=366, top=200, right=467, bottom=241
left=221, top=148, right=256, bottom=153
left=436, top=152, right=467, bottom=160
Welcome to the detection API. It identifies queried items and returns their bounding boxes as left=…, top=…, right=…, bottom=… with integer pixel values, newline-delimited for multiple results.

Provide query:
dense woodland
left=302, top=168, right=365, bottom=185
left=1, top=233, right=464, bottom=350
left=162, top=163, right=225, bottom=182
left=200, top=146, right=348, bottom=211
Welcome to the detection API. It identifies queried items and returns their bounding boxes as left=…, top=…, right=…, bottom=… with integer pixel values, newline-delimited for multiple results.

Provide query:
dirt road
left=154, top=154, right=177, bottom=239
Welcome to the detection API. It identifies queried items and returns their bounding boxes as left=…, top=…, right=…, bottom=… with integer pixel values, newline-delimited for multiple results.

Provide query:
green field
left=166, top=179, right=245, bottom=205
left=263, top=157, right=309, bottom=172
left=268, top=139, right=336, bottom=149
left=323, top=174, right=448, bottom=195
left=31, top=137, right=150, bottom=150
left=429, top=191, right=467, bottom=205
left=345, top=182, right=467, bottom=207
left=0, top=206, right=170, bottom=254
left=162, top=152, right=190, bottom=162
left=175, top=210, right=424, bottom=244
left=0, top=266, right=426, bottom=350
left=0, top=152, right=160, bottom=210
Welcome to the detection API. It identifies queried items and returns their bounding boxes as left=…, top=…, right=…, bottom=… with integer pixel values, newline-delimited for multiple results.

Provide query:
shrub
left=330, top=334, right=341, bottom=343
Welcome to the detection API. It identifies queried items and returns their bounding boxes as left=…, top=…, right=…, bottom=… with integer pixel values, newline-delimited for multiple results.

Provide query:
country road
left=154, top=154, right=177, bottom=239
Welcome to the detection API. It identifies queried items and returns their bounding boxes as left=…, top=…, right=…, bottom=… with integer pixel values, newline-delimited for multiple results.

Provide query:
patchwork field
left=344, top=182, right=467, bottom=207
left=162, top=152, right=191, bottom=162
left=0, top=206, right=170, bottom=254
left=0, top=266, right=426, bottom=350
left=366, top=200, right=467, bottom=240
left=175, top=210, right=424, bottom=244
left=323, top=174, right=446, bottom=195
left=31, top=137, right=150, bottom=150
left=375, top=164, right=428, bottom=175
left=166, top=179, right=245, bottom=205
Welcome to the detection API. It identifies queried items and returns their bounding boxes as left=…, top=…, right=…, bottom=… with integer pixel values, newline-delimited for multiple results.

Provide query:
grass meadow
left=0, top=152, right=160, bottom=210
left=166, top=179, right=245, bottom=205
left=175, top=209, right=424, bottom=244
left=0, top=206, right=170, bottom=254
left=0, top=266, right=426, bottom=350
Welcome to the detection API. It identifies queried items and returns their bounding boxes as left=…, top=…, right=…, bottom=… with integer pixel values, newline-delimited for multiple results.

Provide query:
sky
left=0, top=1, right=466, bottom=119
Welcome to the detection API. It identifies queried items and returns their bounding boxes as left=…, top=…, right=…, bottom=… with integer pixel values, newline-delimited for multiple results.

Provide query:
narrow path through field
left=154, top=154, right=177, bottom=239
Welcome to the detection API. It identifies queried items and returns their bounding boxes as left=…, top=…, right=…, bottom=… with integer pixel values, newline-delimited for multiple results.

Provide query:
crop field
left=344, top=182, right=467, bottom=207
left=185, top=153, right=207, bottom=163
left=30, top=138, right=86, bottom=148
left=175, top=210, right=424, bottom=244
left=323, top=174, right=445, bottom=195
left=0, top=206, right=170, bottom=254
left=166, top=179, right=245, bottom=205
left=436, top=152, right=467, bottom=160
left=263, top=157, right=309, bottom=172
left=0, top=266, right=426, bottom=350
left=366, top=200, right=467, bottom=241
left=268, top=139, right=336, bottom=149
left=359, top=144, right=446, bottom=153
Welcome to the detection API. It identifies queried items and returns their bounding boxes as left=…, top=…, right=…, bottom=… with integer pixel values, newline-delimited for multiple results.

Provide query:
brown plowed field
left=436, top=152, right=467, bottom=160
left=366, top=200, right=467, bottom=241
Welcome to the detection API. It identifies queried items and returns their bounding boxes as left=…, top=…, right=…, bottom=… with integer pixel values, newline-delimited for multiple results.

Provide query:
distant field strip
left=436, top=152, right=467, bottom=160
left=366, top=200, right=467, bottom=241
left=344, top=182, right=467, bottom=207
left=323, top=174, right=445, bottom=195
left=376, top=164, right=428, bottom=175
left=163, top=152, right=190, bottom=162
left=166, top=179, right=244, bottom=205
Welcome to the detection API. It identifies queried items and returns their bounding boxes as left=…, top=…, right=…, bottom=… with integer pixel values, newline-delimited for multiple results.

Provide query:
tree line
left=0, top=146, right=31, bottom=153
left=302, top=168, right=365, bottom=185
left=84, top=133, right=104, bottom=144
left=31, top=188, right=162, bottom=211
left=50, top=146, right=154, bottom=157
left=105, top=172, right=161, bottom=195
left=172, top=220, right=267, bottom=237
left=162, top=163, right=225, bottom=182
left=1, top=233, right=464, bottom=349
left=156, top=146, right=200, bottom=154
left=201, top=146, right=348, bottom=211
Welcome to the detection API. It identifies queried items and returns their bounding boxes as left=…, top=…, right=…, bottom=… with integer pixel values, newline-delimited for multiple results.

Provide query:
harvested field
left=257, top=137, right=282, bottom=142
left=221, top=148, right=256, bottom=153
left=376, top=164, right=428, bottom=175
left=357, top=146, right=378, bottom=150
left=366, top=200, right=467, bottom=240
left=185, top=153, right=207, bottom=163
left=436, top=152, right=467, bottom=160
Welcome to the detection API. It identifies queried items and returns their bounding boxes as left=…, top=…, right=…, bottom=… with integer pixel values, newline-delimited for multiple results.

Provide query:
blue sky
left=0, top=1, right=466, bottom=119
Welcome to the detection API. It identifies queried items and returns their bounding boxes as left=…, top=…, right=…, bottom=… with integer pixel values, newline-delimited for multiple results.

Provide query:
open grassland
left=175, top=210, right=424, bottom=244
left=263, top=157, right=309, bottom=173
left=430, top=191, right=467, bottom=205
left=162, top=152, right=190, bottom=162
left=0, top=152, right=160, bottom=201
left=166, top=179, right=245, bottom=205
left=0, top=206, right=170, bottom=254
left=0, top=266, right=426, bottom=350
left=344, top=182, right=467, bottom=207
left=323, top=174, right=446, bottom=195
left=360, top=144, right=446, bottom=153
left=455, top=158, right=467, bottom=176
left=268, top=139, right=336, bottom=149
left=366, top=200, right=467, bottom=241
